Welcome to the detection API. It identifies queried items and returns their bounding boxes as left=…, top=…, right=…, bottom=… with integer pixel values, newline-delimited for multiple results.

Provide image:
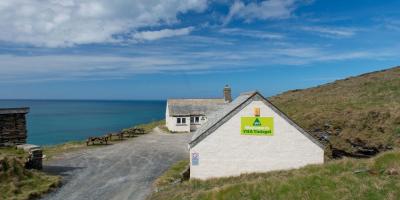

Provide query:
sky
left=0, top=0, right=399, bottom=100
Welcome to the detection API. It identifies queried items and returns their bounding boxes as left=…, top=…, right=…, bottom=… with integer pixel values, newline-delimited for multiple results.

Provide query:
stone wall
left=0, top=108, right=29, bottom=146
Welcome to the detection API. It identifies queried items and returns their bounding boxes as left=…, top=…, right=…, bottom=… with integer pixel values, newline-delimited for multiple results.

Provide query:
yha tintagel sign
left=241, top=117, right=274, bottom=136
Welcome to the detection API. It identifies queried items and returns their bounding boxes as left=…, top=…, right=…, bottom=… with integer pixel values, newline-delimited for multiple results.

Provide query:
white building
left=189, top=91, right=325, bottom=180
left=165, top=86, right=232, bottom=133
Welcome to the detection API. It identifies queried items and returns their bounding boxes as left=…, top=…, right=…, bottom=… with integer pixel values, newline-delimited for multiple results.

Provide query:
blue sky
left=0, top=0, right=399, bottom=100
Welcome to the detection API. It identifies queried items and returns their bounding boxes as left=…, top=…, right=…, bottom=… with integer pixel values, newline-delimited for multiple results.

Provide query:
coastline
left=1, top=119, right=166, bottom=200
left=0, top=99, right=166, bottom=145
left=42, top=119, right=166, bottom=161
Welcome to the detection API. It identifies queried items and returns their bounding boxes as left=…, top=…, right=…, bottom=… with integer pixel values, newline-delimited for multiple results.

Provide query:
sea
left=0, top=100, right=166, bottom=146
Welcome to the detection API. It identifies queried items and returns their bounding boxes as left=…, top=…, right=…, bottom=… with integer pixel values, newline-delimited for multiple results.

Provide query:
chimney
left=223, top=85, right=232, bottom=103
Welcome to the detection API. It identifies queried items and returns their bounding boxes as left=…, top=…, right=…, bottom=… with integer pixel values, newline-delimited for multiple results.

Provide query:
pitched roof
left=189, top=92, right=324, bottom=149
left=167, top=98, right=226, bottom=116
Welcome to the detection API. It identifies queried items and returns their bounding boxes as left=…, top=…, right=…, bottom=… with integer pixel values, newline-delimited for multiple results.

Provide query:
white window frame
left=176, top=117, right=187, bottom=126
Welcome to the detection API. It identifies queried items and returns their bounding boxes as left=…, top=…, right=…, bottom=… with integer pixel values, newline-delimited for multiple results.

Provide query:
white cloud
left=133, top=27, right=194, bottom=41
left=224, top=0, right=298, bottom=25
left=1, top=44, right=397, bottom=83
left=382, top=19, right=400, bottom=32
left=0, top=52, right=247, bottom=82
left=300, top=26, right=358, bottom=38
left=219, top=28, right=284, bottom=39
left=0, top=0, right=208, bottom=47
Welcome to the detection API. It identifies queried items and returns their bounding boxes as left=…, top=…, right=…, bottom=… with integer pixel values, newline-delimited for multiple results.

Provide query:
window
left=176, top=117, right=187, bottom=125
left=190, top=116, right=200, bottom=124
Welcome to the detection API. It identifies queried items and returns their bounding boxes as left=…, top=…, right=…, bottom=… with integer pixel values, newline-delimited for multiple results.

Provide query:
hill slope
left=269, top=66, right=400, bottom=158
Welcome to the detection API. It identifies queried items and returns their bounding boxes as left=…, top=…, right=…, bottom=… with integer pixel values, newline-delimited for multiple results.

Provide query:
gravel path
left=42, top=128, right=191, bottom=200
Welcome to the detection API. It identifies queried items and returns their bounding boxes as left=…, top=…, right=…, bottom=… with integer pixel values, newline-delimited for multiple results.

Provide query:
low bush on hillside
left=0, top=148, right=61, bottom=200
left=148, top=150, right=400, bottom=200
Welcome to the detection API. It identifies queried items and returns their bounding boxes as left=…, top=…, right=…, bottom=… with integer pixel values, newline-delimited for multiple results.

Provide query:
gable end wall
left=190, top=100, right=324, bottom=180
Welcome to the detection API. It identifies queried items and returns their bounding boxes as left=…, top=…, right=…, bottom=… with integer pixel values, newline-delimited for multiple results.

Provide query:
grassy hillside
left=269, top=66, right=400, bottom=158
left=149, top=150, right=400, bottom=200
left=0, top=148, right=61, bottom=200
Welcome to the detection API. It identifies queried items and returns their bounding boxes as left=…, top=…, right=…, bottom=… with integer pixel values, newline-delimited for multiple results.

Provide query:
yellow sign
left=241, top=117, right=274, bottom=136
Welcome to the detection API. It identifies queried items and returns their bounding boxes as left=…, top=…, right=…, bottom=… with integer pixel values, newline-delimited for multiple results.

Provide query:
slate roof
left=0, top=107, right=30, bottom=115
left=189, top=91, right=324, bottom=150
left=167, top=98, right=226, bottom=116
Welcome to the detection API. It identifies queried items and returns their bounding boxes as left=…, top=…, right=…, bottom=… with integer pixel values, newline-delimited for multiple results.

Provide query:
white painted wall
left=165, top=102, right=190, bottom=132
left=165, top=102, right=171, bottom=129
left=167, top=116, right=190, bottom=132
left=190, top=100, right=324, bottom=180
left=166, top=102, right=209, bottom=133
left=190, top=116, right=208, bottom=131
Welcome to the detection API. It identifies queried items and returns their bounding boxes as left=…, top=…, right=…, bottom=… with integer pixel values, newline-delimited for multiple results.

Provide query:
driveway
left=42, top=128, right=192, bottom=200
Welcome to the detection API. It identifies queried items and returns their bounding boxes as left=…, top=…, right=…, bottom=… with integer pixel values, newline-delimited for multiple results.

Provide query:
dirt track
left=42, top=128, right=191, bottom=200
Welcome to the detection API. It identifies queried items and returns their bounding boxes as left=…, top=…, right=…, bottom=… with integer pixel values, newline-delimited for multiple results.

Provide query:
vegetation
left=122, top=120, right=166, bottom=135
left=148, top=150, right=400, bottom=200
left=42, top=141, right=90, bottom=160
left=153, top=160, right=189, bottom=189
left=0, top=148, right=61, bottom=200
left=269, top=66, right=400, bottom=158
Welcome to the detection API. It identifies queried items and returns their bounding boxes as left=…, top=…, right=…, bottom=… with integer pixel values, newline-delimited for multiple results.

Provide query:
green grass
left=0, top=147, right=26, bottom=159
left=268, top=66, right=400, bottom=158
left=153, top=160, right=189, bottom=189
left=0, top=149, right=61, bottom=200
left=148, top=151, right=400, bottom=200
left=42, top=140, right=91, bottom=160
left=122, top=120, right=166, bottom=135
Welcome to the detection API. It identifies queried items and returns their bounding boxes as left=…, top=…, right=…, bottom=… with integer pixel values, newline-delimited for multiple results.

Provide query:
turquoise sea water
left=0, top=100, right=166, bottom=145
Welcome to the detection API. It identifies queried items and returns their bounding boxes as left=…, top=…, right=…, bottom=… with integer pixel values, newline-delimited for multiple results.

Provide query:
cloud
left=1, top=43, right=397, bottom=83
left=381, top=19, right=400, bottom=32
left=219, top=28, right=284, bottom=39
left=0, top=52, right=248, bottom=82
left=133, top=27, right=194, bottom=41
left=300, top=26, right=358, bottom=38
left=0, top=0, right=208, bottom=47
left=223, top=0, right=299, bottom=25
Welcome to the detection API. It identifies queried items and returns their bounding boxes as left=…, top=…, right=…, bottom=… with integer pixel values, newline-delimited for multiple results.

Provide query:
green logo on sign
left=241, top=117, right=274, bottom=136
left=253, top=118, right=261, bottom=126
